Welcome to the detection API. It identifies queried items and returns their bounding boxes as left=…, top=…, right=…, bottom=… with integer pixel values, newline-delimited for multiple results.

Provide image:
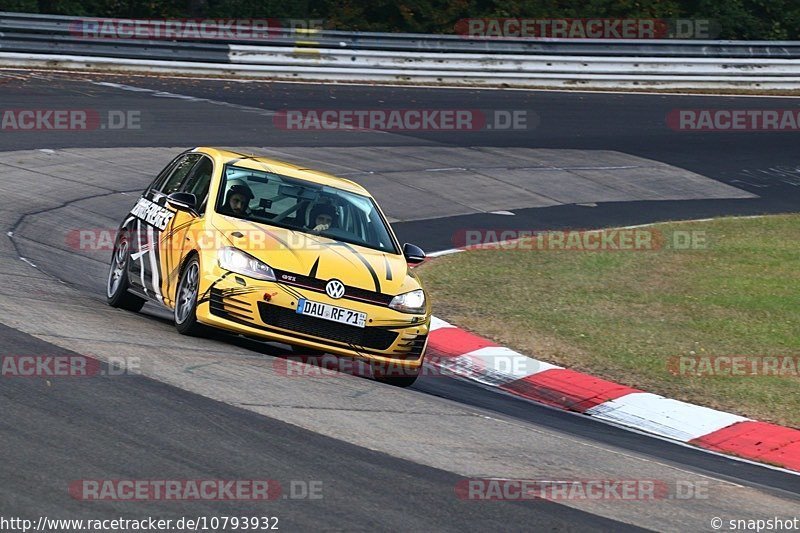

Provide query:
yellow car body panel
left=114, top=147, right=431, bottom=368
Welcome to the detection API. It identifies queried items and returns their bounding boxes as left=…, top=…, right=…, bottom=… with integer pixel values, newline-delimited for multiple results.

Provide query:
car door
left=128, top=153, right=201, bottom=302
left=160, top=154, right=214, bottom=307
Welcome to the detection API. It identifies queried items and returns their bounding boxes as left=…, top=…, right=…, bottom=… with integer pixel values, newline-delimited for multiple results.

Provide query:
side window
left=159, top=154, right=201, bottom=195
left=180, top=156, right=214, bottom=213
left=147, top=156, right=182, bottom=193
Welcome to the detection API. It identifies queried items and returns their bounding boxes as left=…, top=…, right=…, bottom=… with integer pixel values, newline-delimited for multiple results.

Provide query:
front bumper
left=197, top=271, right=430, bottom=368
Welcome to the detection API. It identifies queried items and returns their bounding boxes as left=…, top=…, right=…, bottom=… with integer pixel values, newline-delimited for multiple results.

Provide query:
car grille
left=257, top=302, right=398, bottom=351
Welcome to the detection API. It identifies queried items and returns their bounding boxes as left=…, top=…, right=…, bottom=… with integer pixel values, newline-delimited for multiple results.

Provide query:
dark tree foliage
left=0, top=0, right=795, bottom=39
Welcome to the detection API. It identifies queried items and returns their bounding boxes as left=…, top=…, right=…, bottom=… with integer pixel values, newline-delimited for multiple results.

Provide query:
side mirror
left=403, top=243, right=426, bottom=264
left=166, top=192, right=198, bottom=214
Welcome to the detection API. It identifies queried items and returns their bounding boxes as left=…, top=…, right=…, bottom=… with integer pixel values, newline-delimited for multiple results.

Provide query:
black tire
left=174, top=256, right=206, bottom=336
left=107, top=230, right=146, bottom=312
left=293, top=345, right=328, bottom=356
left=372, top=364, right=421, bottom=388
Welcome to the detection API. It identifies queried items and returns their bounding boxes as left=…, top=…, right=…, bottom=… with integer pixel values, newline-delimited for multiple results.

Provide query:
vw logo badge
left=325, top=279, right=345, bottom=299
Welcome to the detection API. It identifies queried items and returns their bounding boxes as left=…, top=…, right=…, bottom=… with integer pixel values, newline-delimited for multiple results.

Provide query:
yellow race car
left=107, top=147, right=430, bottom=386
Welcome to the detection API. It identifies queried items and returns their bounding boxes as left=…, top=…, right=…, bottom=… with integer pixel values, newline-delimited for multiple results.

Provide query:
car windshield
left=215, top=164, right=399, bottom=254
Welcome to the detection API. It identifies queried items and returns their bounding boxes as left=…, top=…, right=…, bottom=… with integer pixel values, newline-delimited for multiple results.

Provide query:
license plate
left=297, top=299, right=366, bottom=328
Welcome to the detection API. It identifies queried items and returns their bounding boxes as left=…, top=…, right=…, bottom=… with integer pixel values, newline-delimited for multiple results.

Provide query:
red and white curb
left=424, top=316, right=800, bottom=473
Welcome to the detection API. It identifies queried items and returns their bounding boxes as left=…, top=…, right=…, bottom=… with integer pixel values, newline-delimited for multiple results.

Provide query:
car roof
left=192, top=147, right=371, bottom=196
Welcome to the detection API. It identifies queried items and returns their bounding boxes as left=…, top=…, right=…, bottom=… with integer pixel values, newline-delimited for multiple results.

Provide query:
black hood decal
left=309, top=256, right=320, bottom=278
left=383, top=255, right=393, bottom=281
left=339, top=242, right=381, bottom=293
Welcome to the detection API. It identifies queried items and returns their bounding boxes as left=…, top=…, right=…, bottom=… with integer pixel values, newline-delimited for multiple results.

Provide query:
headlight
left=217, top=247, right=276, bottom=281
left=389, top=289, right=426, bottom=314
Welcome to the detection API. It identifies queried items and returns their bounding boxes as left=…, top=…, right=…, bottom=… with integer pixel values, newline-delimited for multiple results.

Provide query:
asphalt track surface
left=1, top=323, right=640, bottom=532
left=1, top=71, right=799, bottom=531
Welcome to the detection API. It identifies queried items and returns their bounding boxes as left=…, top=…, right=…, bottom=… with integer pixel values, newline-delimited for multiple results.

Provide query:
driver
left=221, top=182, right=254, bottom=217
left=308, top=203, right=337, bottom=233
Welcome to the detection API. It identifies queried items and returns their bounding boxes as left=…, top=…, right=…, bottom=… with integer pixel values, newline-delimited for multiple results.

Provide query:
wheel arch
left=172, top=248, right=201, bottom=303
left=179, top=248, right=200, bottom=276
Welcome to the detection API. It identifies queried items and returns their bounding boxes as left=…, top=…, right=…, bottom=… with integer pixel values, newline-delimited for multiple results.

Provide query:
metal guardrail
left=3, top=11, right=800, bottom=58
left=1, top=11, right=800, bottom=88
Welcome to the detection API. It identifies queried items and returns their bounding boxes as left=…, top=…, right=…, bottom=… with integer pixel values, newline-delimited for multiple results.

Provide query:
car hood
left=210, top=214, right=419, bottom=296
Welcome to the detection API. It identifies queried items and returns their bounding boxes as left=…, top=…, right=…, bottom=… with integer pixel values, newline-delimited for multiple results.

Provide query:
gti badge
left=325, top=279, right=345, bottom=299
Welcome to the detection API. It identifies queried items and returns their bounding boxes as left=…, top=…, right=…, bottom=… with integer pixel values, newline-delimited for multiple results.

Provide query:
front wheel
left=174, top=256, right=206, bottom=336
left=107, top=231, right=146, bottom=312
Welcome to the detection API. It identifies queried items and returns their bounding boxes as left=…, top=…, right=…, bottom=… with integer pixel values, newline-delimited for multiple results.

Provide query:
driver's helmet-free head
left=309, top=203, right=337, bottom=228
left=224, top=179, right=255, bottom=210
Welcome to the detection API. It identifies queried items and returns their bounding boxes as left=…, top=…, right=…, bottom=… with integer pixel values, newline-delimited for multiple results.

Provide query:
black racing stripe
left=277, top=283, right=304, bottom=301
left=152, top=225, right=164, bottom=299
left=219, top=287, right=259, bottom=298
left=162, top=217, right=194, bottom=240
left=200, top=270, right=312, bottom=305
left=157, top=221, right=180, bottom=300
left=339, top=242, right=381, bottom=293
left=309, top=256, right=320, bottom=278
left=312, top=239, right=362, bottom=269
left=135, top=219, right=151, bottom=296
left=198, top=272, right=233, bottom=303
left=383, top=255, right=392, bottom=281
